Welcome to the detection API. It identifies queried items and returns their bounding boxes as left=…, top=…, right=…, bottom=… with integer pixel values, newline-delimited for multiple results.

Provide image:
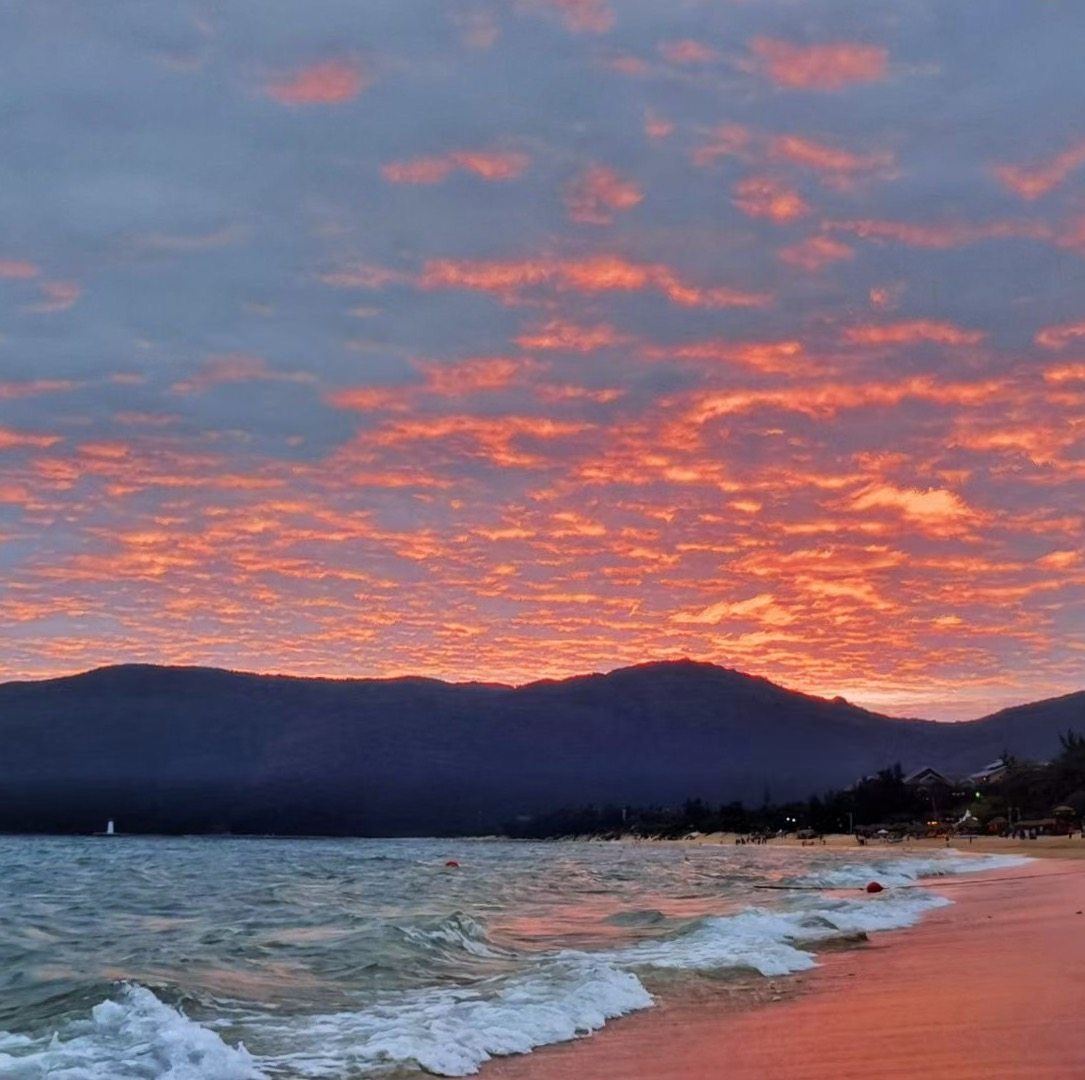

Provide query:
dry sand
left=487, top=857, right=1085, bottom=1080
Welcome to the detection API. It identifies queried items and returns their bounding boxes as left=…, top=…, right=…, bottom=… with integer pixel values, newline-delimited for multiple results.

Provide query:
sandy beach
left=488, top=854, right=1085, bottom=1080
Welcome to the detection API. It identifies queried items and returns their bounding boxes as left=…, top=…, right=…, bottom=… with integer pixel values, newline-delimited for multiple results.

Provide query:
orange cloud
left=693, top=126, right=892, bottom=191
left=0, top=427, right=61, bottom=450
left=1035, top=320, right=1085, bottom=350
left=848, top=482, right=978, bottom=535
left=680, top=374, right=1008, bottom=426
left=671, top=593, right=792, bottom=626
left=659, top=39, right=717, bottom=65
left=420, top=255, right=771, bottom=308
left=563, top=165, right=643, bottom=224
left=327, top=357, right=541, bottom=414
left=367, top=414, right=590, bottom=468
left=535, top=384, right=622, bottom=404
left=827, top=217, right=1049, bottom=249
left=515, top=319, right=629, bottom=352
left=417, top=356, right=538, bottom=395
left=325, top=386, right=412, bottom=413
left=748, top=38, right=888, bottom=91
left=844, top=320, right=985, bottom=346
left=382, top=149, right=529, bottom=184
left=778, top=235, right=854, bottom=271
left=993, top=140, right=1085, bottom=200
left=266, top=60, right=366, bottom=106
left=1043, top=363, right=1085, bottom=384
left=767, top=134, right=894, bottom=187
left=1037, top=550, right=1081, bottom=570
left=645, top=338, right=812, bottom=374
left=0, top=259, right=39, bottom=279
left=732, top=176, right=809, bottom=222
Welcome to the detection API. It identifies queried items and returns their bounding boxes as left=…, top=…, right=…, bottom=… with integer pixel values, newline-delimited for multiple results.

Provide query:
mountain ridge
left=0, top=660, right=1081, bottom=836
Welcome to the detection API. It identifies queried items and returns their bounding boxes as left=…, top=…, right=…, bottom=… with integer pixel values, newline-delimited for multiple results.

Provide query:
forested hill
left=0, top=660, right=1081, bottom=835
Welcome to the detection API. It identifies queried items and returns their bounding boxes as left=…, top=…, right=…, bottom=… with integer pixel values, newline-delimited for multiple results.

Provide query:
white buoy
left=105, top=819, right=115, bottom=836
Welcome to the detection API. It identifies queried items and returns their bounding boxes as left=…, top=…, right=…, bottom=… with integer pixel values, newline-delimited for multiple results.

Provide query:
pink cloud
left=382, top=150, right=529, bottom=185
left=993, top=140, right=1085, bottom=201
left=542, top=0, right=614, bottom=34
left=420, top=255, right=771, bottom=308
left=748, top=38, right=888, bottom=91
left=0, top=259, right=39, bottom=279
left=844, top=320, right=985, bottom=346
left=29, top=281, right=81, bottom=313
left=563, top=165, right=644, bottom=224
left=0, top=379, right=73, bottom=400
left=266, top=60, right=367, bottom=106
left=659, top=39, right=718, bottom=65
left=170, top=354, right=314, bottom=395
left=0, top=427, right=61, bottom=450
left=1035, top=320, right=1085, bottom=350
left=778, top=235, right=854, bottom=271
left=644, top=110, right=673, bottom=141
left=732, top=176, right=809, bottom=222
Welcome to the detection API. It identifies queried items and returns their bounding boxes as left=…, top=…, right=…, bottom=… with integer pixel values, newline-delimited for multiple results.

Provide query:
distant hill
left=0, top=660, right=1081, bottom=835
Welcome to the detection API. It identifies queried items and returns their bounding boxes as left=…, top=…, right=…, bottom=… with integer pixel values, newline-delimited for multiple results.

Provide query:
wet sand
left=666, top=832, right=1085, bottom=860
left=487, top=858, right=1085, bottom=1080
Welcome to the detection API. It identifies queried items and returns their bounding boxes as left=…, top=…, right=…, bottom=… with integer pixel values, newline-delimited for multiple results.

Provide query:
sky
left=1, top=1, right=1084, bottom=720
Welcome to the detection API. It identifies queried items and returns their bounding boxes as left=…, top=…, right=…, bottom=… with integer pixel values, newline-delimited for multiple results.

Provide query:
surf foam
left=247, top=955, right=651, bottom=1077
left=0, top=984, right=262, bottom=1079
left=793, top=851, right=1031, bottom=890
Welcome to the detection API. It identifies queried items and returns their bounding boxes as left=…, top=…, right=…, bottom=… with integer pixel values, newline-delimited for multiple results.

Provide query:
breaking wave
left=0, top=984, right=261, bottom=1079
left=0, top=847, right=1029, bottom=1078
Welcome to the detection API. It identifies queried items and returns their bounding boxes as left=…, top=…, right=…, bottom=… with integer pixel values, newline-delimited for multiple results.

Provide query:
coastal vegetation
left=502, top=731, right=1085, bottom=840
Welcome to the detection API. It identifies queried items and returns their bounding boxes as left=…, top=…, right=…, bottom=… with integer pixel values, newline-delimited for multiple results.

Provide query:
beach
left=487, top=853, right=1085, bottom=1080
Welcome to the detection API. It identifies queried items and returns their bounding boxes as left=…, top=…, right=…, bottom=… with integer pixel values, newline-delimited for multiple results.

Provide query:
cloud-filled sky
left=2, top=0, right=1084, bottom=719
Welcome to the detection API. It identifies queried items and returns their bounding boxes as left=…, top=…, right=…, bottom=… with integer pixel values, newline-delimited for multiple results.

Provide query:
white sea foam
left=0, top=984, right=263, bottom=1079
left=242, top=882, right=958, bottom=1076
left=794, top=851, right=1030, bottom=890
left=245, top=956, right=652, bottom=1078
left=611, top=887, right=950, bottom=977
left=0, top=851, right=1028, bottom=1079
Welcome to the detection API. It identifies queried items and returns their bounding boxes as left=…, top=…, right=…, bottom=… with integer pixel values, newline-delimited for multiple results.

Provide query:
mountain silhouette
left=0, top=660, right=1081, bottom=835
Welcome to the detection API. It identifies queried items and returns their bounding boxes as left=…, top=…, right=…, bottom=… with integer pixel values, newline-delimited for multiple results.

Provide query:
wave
left=609, top=887, right=950, bottom=977
left=0, top=984, right=262, bottom=1079
left=250, top=956, right=651, bottom=1078
left=0, top=853, right=1028, bottom=1078
left=394, top=912, right=509, bottom=961
left=792, top=851, right=1031, bottom=890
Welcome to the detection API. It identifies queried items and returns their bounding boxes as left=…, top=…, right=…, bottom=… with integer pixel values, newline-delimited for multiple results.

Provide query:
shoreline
left=633, top=831, right=1085, bottom=860
left=485, top=856, right=1085, bottom=1080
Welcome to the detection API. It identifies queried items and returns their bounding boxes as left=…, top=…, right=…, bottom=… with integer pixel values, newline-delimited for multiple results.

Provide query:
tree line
left=502, top=730, right=1085, bottom=839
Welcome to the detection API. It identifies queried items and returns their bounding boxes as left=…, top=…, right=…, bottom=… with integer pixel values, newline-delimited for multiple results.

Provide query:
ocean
left=0, top=836, right=1024, bottom=1079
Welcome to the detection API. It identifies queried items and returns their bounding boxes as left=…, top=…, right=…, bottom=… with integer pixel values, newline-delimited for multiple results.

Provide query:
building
left=966, top=759, right=1011, bottom=786
left=903, top=766, right=954, bottom=790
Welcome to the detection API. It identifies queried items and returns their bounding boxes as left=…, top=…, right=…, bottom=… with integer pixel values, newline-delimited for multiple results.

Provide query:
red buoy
left=865, top=881, right=884, bottom=893
left=445, top=860, right=460, bottom=868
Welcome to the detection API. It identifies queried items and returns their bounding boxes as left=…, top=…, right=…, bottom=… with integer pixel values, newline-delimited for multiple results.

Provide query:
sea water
left=0, top=836, right=1026, bottom=1078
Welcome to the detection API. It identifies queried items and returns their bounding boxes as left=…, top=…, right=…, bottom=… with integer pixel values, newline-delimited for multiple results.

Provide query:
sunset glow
left=1, top=2, right=1083, bottom=720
